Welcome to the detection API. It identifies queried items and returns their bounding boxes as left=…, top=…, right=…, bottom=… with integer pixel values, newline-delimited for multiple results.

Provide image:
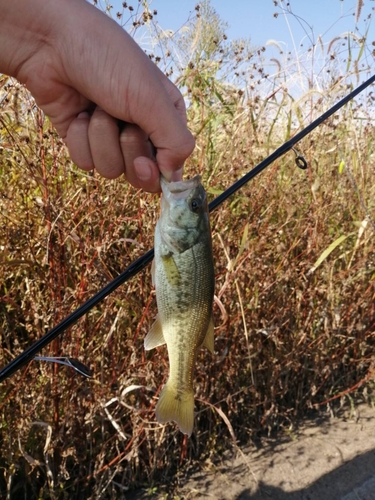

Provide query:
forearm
left=0, top=0, right=95, bottom=81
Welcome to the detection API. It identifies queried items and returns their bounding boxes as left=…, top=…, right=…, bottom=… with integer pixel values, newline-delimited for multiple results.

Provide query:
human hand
left=0, top=0, right=194, bottom=192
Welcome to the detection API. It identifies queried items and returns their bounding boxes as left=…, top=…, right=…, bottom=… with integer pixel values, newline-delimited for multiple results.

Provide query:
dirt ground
left=130, top=403, right=375, bottom=499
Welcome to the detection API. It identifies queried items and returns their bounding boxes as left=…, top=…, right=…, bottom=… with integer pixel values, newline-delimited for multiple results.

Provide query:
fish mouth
left=161, top=175, right=202, bottom=196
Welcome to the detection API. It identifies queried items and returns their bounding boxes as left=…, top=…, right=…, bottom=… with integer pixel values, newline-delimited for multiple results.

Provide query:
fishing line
left=0, top=73, right=374, bottom=383
left=34, top=356, right=93, bottom=378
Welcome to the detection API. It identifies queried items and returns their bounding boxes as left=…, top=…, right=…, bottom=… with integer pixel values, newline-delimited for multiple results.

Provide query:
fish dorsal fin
left=144, top=315, right=166, bottom=351
left=202, top=316, right=215, bottom=353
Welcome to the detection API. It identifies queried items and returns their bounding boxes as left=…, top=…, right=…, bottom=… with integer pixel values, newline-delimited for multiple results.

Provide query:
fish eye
left=190, top=198, right=202, bottom=212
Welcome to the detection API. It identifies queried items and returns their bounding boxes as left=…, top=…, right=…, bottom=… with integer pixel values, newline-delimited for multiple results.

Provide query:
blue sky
left=109, top=0, right=374, bottom=49
left=103, top=0, right=374, bottom=97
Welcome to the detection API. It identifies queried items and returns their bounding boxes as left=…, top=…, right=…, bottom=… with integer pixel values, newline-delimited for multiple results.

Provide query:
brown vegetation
left=0, top=1, right=374, bottom=498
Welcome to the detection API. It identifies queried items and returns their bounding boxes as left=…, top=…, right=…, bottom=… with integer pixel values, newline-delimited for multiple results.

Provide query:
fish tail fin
left=155, top=381, right=194, bottom=436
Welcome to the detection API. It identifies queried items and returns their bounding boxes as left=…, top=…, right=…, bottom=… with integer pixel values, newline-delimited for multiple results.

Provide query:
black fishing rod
left=1, top=74, right=374, bottom=383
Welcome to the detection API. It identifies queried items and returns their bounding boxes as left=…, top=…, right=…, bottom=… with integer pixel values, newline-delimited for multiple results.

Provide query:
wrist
left=0, top=0, right=52, bottom=77
left=0, top=0, right=84, bottom=80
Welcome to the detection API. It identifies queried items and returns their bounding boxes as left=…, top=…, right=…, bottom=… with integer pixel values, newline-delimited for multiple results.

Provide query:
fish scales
left=144, top=175, right=215, bottom=436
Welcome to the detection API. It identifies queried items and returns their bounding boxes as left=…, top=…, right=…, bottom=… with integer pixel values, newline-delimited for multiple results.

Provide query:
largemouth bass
left=144, top=175, right=215, bottom=436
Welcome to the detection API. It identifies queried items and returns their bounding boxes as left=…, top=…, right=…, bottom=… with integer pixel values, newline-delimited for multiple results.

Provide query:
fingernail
left=77, top=112, right=89, bottom=119
left=135, top=159, right=152, bottom=181
left=170, top=167, right=184, bottom=182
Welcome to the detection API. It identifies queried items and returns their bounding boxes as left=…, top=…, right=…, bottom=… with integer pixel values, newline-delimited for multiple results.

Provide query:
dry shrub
left=0, top=1, right=375, bottom=498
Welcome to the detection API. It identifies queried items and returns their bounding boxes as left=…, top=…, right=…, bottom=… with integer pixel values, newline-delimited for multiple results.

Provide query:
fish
left=144, top=175, right=215, bottom=436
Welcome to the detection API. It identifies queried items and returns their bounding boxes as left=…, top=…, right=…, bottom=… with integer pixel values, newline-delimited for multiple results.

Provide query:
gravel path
left=130, top=404, right=375, bottom=499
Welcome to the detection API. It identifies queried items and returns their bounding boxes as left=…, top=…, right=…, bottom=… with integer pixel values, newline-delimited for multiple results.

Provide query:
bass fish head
left=158, top=175, right=210, bottom=254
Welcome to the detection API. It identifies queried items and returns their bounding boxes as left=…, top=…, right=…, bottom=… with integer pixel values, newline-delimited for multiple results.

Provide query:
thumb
left=149, top=74, right=195, bottom=180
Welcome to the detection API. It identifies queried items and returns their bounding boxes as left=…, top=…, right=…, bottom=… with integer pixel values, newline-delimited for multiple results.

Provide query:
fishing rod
left=0, top=73, right=374, bottom=383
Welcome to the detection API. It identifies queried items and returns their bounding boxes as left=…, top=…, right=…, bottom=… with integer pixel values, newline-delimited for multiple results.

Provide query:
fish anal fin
left=202, top=316, right=215, bottom=353
left=156, top=381, right=194, bottom=437
left=144, top=315, right=166, bottom=351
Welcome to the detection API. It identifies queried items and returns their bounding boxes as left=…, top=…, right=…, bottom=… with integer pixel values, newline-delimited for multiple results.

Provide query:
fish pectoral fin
left=151, top=258, right=155, bottom=286
left=144, top=315, right=166, bottom=350
left=202, top=316, right=215, bottom=353
left=162, top=254, right=181, bottom=287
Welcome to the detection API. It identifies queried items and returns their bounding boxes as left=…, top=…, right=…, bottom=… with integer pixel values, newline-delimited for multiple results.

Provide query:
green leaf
left=308, top=234, right=354, bottom=274
left=346, top=35, right=352, bottom=72
left=357, top=25, right=369, bottom=62
left=238, top=222, right=249, bottom=260
left=207, top=187, right=224, bottom=195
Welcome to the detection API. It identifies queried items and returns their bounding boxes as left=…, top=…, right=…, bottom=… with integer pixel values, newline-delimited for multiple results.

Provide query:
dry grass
left=0, top=1, right=375, bottom=498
